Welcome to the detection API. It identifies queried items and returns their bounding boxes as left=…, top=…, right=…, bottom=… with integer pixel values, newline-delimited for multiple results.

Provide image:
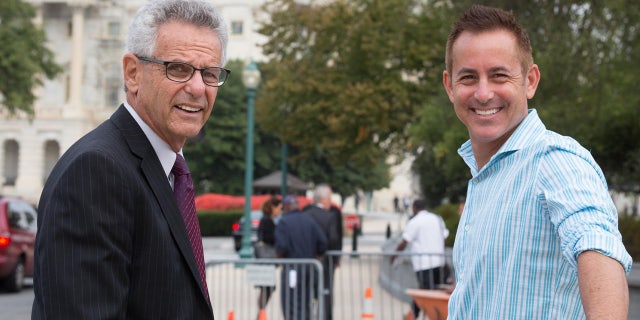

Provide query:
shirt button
left=464, top=225, right=470, bottom=231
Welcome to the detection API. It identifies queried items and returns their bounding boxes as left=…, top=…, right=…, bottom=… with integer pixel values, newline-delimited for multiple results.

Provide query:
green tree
left=0, top=0, right=62, bottom=116
left=289, top=145, right=390, bottom=199
left=185, top=60, right=282, bottom=195
left=256, top=0, right=454, bottom=196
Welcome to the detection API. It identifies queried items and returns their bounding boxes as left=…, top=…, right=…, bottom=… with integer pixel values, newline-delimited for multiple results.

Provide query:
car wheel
left=4, top=258, right=25, bottom=292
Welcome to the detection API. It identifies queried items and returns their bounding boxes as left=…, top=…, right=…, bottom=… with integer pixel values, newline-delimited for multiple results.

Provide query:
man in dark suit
left=303, top=184, right=342, bottom=320
left=32, top=1, right=229, bottom=319
left=275, top=195, right=327, bottom=320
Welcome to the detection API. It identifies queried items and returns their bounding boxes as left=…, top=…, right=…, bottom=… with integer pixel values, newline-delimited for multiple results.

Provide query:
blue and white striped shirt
left=448, top=109, right=632, bottom=319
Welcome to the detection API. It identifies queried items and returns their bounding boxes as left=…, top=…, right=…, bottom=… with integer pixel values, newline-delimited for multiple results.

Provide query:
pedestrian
left=442, top=5, right=632, bottom=319
left=303, top=184, right=342, bottom=320
left=393, top=195, right=400, bottom=212
left=391, top=199, right=449, bottom=320
left=402, top=196, right=410, bottom=212
left=256, top=196, right=283, bottom=311
left=32, top=0, right=229, bottom=318
left=275, top=195, right=327, bottom=320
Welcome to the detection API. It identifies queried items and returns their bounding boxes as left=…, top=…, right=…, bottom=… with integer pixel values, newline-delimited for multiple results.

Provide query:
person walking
left=256, top=196, right=283, bottom=311
left=32, top=0, right=230, bottom=318
left=275, top=195, right=327, bottom=320
left=303, top=184, right=342, bottom=320
left=392, top=199, right=449, bottom=320
left=442, top=5, right=632, bottom=319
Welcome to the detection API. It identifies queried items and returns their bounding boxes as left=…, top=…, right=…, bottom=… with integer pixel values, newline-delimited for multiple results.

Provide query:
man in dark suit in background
left=32, top=0, right=229, bottom=318
left=303, top=184, right=342, bottom=320
left=275, top=195, right=327, bottom=320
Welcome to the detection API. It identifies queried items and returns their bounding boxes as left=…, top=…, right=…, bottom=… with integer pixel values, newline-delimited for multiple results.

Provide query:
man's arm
left=390, top=239, right=408, bottom=264
left=578, top=250, right=629, bottom=320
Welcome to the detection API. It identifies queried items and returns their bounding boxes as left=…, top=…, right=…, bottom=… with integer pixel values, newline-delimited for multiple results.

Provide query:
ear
left=525, top=64, right=540, bottom=99
left=443, top=70, right=454, bottom=103
left=123, top=53, right=141, bottom=94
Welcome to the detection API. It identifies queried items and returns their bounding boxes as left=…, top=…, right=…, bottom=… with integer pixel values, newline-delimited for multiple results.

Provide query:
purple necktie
left=172, top=154, right=209, bottom=299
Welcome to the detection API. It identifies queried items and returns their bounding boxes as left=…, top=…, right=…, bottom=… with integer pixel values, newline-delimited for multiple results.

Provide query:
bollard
left=352, top=223, right=359, bottom=255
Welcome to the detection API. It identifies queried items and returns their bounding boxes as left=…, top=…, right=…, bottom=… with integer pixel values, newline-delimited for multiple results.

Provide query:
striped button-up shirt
left=448, top=109, right=632, bottom=319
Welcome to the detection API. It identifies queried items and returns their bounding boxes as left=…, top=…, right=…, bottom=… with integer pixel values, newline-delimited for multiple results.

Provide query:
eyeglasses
left=136, top=56, right=230, bottom=87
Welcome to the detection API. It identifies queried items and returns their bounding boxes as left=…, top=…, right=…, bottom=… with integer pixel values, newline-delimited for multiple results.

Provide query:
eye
left=457, top=74, right=476, bottom=84
left=491, top=73, right=511, bottom=82
left=167, top=62, right=193, bottom=78
left=202, top=68, right=220, bottom=81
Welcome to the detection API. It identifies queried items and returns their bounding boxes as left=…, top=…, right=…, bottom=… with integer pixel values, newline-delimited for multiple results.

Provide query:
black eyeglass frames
left=136, top=56, right=230, bottom=87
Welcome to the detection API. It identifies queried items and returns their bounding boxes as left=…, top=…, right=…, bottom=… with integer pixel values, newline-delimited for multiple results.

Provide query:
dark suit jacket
left=32, top=105, right=214, bottom=319
left=303, top=205, right=340, bottom=251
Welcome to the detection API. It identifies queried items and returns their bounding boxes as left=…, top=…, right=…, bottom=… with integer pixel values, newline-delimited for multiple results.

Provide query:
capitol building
left=0, top=0, right=418, bottom=210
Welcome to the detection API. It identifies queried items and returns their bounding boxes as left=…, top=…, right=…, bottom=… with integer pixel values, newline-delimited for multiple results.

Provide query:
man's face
left=443, top=29, right=540, bottom=154
left=123, top=21, right=222, bottom=152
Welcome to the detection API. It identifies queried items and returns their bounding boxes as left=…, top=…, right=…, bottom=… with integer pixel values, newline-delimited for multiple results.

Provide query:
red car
left=0, top=196, right=37, bottom=292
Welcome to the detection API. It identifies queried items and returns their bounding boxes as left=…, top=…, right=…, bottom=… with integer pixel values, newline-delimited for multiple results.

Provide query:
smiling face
left=123, top=21, right=222, bottom=152
left=443, top=29, right=540, bottom=166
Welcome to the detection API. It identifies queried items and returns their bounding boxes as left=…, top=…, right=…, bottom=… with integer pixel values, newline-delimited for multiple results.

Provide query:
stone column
left=64, top=3, right=86, bottom=118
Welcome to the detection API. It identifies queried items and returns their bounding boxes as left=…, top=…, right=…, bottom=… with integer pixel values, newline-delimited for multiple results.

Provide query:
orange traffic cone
left=361, top=287, right=374, bottom=319
left=258, top=309, right=268, bottom=320
left=227, top=310, right=234, bottom=320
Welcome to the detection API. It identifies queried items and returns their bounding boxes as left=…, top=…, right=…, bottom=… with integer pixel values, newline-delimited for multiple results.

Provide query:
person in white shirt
left=392, top=199, right=449, bottom=319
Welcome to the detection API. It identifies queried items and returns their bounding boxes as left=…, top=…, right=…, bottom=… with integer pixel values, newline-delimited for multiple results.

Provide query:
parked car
left=231, top=210, right=263, bottom=252
left=0, top=196, right=37, bottom=292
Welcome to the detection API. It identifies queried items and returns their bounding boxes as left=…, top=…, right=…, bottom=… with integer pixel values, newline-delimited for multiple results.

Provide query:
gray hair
left=313, top=184, right=332, bottom=204
left=125, top=0, right=229, bottom=66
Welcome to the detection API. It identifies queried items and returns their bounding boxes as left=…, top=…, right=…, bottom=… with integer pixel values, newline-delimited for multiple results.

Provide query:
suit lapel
left=110, top=105, right=209, bottom=303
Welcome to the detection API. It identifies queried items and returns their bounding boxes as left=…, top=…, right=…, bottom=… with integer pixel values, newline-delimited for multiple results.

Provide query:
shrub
left=433, top=203, right=461, bottom=248
left=197, top=209, right=243, bottom=237
left=619, top=214, right=640, bottom=262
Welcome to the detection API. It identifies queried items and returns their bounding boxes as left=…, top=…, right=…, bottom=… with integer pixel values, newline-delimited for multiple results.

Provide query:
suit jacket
left=303, top=205, right=341, bottom=252
left=32, top=105, right=214, bottom=319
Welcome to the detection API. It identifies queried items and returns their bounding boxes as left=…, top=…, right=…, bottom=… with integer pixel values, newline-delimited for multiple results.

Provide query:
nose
left=473, top=78, right=494, bottom=104
left=184, top=70, right=208, bottom=96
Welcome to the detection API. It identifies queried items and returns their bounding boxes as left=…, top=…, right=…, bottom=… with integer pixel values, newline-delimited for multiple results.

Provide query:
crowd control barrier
left=207, top=250, right=452, bottom=320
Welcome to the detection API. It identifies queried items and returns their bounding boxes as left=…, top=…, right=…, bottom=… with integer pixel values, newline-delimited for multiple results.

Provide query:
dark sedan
left=231, top=210, right=263, bottom=251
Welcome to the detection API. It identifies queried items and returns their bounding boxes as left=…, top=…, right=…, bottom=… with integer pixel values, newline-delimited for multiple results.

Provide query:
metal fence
left=207, top=250, right=452, bottom=320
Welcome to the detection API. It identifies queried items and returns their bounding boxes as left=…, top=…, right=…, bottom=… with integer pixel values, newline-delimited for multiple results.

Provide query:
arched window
left=43, top=140, right=60, bottom=183
left=3, top=140, right=19, bottom=186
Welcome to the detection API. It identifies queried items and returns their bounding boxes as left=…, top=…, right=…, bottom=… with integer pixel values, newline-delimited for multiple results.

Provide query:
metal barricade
left=207, top=250, right=452, bottom=320
left=327, top=251, right=452, bottom=320
left=207, top=258, right=323, bottom=320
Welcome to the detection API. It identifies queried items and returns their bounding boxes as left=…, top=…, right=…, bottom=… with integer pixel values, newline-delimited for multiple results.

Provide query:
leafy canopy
left=0, top=0, right=62, bottom=116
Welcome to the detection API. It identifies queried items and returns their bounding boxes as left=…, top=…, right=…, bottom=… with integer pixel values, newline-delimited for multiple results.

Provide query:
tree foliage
left=0, top=0, right=62, bottom=116
left=256, top=0, right=451, bottom=167
left=255, top=0, right=455, bottom=197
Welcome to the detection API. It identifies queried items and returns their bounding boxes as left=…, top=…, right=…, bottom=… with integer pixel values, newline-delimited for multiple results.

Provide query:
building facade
left=0, top=0, right=271, bottom=204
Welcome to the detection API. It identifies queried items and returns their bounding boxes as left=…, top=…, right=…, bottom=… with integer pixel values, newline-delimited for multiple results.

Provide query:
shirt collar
left=458, top=109, right=546, bottom=174
left=123, top=102, right=179, bottom=179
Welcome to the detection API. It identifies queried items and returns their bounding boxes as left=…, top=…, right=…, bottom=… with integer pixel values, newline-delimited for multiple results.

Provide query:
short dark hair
left=445, top=5, right=533, bottom=74
left=412, top=199, right=427, bottom=211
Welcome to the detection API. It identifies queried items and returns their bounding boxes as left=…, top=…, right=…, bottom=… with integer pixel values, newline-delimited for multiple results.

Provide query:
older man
left=33, top=1, right=229, bottom=318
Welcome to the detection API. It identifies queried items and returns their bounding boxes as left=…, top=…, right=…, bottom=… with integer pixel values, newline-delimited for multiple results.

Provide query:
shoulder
left=538, top=131, right=605, bottom=179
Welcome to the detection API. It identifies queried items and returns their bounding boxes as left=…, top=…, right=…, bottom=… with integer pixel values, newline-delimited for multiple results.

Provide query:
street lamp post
left=281, top=142, right=288, bottom=196
left=239, top=61, right=261, bottom=259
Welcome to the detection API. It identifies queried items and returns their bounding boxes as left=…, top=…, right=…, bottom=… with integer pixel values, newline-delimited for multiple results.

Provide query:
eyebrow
left=455, top=66, right=512, bottom=77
